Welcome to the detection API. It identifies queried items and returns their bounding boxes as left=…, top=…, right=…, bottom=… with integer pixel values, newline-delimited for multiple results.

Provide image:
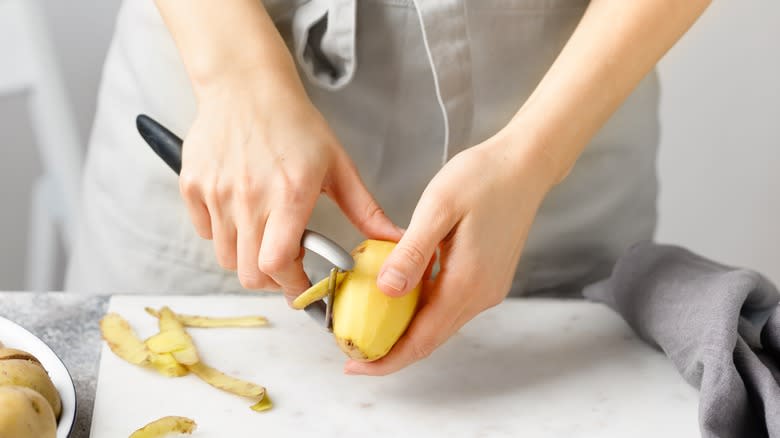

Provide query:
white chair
left=0, top=0, right=83, bottom=290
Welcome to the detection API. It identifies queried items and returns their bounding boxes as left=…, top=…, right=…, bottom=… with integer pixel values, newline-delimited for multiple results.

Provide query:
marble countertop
left=91, top=295, right=701, bottom=437
left=1, top=292, right=702, bottom=438
left=0, top=292, right=109, bottom=438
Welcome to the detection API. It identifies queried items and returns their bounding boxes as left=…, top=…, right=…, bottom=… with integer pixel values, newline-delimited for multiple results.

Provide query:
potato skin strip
left=128, top=416, right=196, bottom=438
left=100, top=314, right=151, bottom=365
left=145, top=307, right=269, bottom=328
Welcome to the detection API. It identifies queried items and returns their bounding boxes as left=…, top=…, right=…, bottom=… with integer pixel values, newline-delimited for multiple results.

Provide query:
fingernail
left=378, top=268, right=407, bottom=293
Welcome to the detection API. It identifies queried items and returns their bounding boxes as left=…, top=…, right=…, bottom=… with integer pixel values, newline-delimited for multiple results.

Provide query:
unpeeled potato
left=0, top=359, right=62, bottom=419
left=0, top=348, right=41, bottom=365
left=0, top=386, right=56, bottom=438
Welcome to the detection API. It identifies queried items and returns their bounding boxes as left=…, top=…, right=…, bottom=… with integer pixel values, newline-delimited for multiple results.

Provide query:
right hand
left=179, top=70, right=401, bottom=300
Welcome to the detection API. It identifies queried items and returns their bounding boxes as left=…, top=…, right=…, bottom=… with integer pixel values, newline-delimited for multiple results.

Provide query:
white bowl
left=0, top=316, right=77, bottom=438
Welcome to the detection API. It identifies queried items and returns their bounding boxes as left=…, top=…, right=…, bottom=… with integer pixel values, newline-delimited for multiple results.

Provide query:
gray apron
left=66, top=0, right=660, bottom=296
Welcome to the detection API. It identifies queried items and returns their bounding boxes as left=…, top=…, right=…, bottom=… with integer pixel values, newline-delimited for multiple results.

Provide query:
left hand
left=344, top=129, right=560, bottom=376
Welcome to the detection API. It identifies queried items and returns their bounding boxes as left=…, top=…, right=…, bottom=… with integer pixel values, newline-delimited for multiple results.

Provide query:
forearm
left=506, top=0, right=711, bottom=183
left=153, top=0, right=297, bottom=97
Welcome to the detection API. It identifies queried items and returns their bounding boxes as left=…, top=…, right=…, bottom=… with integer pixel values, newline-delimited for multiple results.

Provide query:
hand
left=344, top=130, right=559, bottom=375
left=179, top=70, right=400, bottom=299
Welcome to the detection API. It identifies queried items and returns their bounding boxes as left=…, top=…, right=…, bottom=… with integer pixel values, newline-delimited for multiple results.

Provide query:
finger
left=344, top=276, right=464, bottom=376
left=179, top=174, right=213, bottom=239
left=258, top=205, right=314, bottom=299
left=326, top=158, right=403, bottom=242
left=280, top=248, right=307, bottom=305
left=377, top=192, right=459, bottom=297
left=208, top=195, right=238, bottom=271
left=236, top=215, right=279, bottom=291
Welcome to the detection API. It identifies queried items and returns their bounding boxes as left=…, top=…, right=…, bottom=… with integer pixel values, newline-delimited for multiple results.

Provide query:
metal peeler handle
left=135, top=114, right=355, bottom=272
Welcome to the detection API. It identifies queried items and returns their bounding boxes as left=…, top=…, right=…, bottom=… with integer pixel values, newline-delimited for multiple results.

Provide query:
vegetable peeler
left=135, top=114, right=353, bottom=332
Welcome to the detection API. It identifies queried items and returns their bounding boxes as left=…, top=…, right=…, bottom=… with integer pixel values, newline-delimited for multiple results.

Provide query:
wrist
left=187, top=43, right=298, bottom=102
left=489, top=124, right=567, bottom=194
left=191, top=56, right=305, bottom=108
left=500, top=109, right=581, bottom=186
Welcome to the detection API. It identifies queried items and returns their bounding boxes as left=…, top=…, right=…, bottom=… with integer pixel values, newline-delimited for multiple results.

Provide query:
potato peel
left=156, top=308, right=199, bottom=366
left=128, top=416, right=196, bottom=438
left=187, top=362, right=265, bottom=400
left=145, top=331, right=190, bottom=354
left=148, top=352, right=189, bottom=378
left=292, top=272, right=347, bottom=310
left=250, top=394, right=273, bottom=412
left=145, top=307, right=268, bottom=328
left=100, top=314, right=151, bottom=366
left=100, top=307, right=271, bottom=415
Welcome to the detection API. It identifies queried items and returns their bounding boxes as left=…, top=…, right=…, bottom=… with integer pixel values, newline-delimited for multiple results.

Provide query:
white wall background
left=0, top=1, right=777, bottom=290
left=0, top=0, right=122, bottom=290
left=655, top=2, right=780, bottom=284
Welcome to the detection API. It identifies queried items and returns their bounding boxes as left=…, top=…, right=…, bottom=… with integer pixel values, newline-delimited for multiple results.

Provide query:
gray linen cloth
left=583, top=241, right=780, bottom=438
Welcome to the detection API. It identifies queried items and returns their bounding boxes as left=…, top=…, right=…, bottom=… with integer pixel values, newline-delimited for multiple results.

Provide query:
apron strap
left=411, top=0, right=474, bottom=164
left=292, top=0, right=473, bottom=164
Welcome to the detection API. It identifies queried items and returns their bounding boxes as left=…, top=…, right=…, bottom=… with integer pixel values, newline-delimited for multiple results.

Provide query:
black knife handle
left=136, top=114, right=184, bottom=175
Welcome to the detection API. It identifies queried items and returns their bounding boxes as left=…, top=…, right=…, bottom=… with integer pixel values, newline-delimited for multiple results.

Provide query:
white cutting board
left=92, top=296, right=700, bottom=438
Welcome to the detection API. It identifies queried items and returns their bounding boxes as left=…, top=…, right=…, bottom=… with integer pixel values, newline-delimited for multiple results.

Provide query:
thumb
left=327, top=158, right=403, bottom=241
left=377, top=195, right=457, bottom=297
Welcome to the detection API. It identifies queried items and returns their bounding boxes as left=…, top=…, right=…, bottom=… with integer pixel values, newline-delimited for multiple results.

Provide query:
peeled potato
left=0, top=386, right=56, bottom=438
left=332, top=240, right=420, bottom=361
left=0, top=359, right=62, bottom=419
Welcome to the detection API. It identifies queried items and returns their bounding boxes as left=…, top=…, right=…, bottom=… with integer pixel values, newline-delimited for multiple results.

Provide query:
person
left=66, top=0, right=711, bottom=376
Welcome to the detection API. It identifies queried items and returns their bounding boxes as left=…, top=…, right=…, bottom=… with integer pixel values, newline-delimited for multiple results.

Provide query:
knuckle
left=287, top=167, right=313, bottom=188
left=214, top=178, right=233, bottom=202
left=235, top=175, right=262, bottom=204
left=278, top=182, right=308, bottom=205
left=259, top=255, right=288, bottom=275
left=238, top=271, right=268, bottom=290
left=357, top=198, right=384, bottom=228
left=398, top=241, right=428, bottom=270
left=275, top=171, right=314, bottom=204
left=178, top=173, right=200, bottom=199
left=202, top=183, right=219, bottom=205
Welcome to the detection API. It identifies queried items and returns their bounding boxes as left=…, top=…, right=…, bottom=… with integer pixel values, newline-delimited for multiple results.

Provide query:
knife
left=135, top=114, right=353, bottom=331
